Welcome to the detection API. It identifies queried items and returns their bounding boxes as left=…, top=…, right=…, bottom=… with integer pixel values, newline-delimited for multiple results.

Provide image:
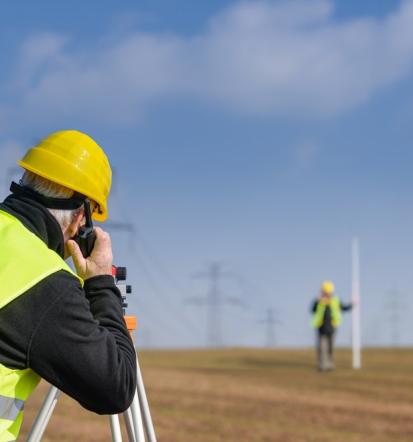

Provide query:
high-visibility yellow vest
left=0, top=210, right=82, bottom=441
left=311, top=296, right=342, bottom=329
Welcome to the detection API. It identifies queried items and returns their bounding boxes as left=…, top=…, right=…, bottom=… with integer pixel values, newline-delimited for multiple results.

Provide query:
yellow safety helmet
left=321, top=280, right=335, bottom=295
left=18, top=130, right=112, bottom=222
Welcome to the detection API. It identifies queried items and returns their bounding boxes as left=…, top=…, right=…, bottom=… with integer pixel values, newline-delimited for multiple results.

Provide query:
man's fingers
left=67, top=227, right=112, bottom=280
left=94, top=227, right=111, bottom=244
left=67, top=240, right=85, bottom=268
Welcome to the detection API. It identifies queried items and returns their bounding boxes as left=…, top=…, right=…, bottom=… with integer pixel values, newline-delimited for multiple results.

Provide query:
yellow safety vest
left=0, top=210, right=82, bottom=441
left=311, top=296, right=342, bottom=329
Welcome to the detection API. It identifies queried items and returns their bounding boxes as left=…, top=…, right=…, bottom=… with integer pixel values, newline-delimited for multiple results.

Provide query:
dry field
left=20, top=348, right=413, bottom=441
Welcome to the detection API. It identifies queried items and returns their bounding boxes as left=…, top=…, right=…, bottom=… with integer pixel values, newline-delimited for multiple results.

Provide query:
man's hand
left=352, top=297, right=359, bottom=307
left=67, top=227, right=113, bottom=280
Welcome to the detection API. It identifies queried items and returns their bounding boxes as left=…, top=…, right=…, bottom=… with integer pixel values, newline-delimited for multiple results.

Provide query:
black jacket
left=0, top=193, right=137, bottom=414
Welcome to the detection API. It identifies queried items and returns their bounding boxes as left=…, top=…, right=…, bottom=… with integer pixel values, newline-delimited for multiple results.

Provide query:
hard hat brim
left=18, top=159, right=108, bottom=222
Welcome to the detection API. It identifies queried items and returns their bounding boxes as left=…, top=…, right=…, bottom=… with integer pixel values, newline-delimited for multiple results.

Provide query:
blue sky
left=1, top=0, right=413, bottom=349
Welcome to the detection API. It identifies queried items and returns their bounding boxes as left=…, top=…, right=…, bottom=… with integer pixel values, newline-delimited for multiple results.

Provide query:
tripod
left=26, top=267, right=157, bottom=442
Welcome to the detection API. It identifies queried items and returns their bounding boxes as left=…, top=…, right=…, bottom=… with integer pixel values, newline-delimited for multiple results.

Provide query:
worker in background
left=311, top=281, right=353, bottom=371
left=0, top=130, right=137, bottom=440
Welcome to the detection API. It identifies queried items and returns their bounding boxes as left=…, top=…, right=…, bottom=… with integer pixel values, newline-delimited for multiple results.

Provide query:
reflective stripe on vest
left=0, top=210, right=83, bottom=441
left=311, top=296, right=342, bottom=329
left=0, top=396, right=24, bottom=421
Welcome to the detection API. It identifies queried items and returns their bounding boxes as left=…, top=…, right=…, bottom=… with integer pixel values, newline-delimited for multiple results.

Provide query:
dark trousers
left=317, top=332, right=335, bottom=370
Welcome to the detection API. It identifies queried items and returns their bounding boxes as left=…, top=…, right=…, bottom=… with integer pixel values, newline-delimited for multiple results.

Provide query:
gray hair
left=21, top=171, right=82, bottom=230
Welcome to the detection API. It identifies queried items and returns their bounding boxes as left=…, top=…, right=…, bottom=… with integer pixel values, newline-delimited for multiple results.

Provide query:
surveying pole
left=352, top=237, right=361, bottom=369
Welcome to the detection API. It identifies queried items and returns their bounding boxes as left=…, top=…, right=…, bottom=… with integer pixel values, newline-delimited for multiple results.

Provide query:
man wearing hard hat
left=311, top=281, right=353, bottom=371
left=0, top=131, right=137, bottom=440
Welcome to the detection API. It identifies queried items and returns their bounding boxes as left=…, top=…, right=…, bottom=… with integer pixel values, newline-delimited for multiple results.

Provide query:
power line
left=133, top=228, right=188, bottom=297
left=105, top=223, right=181, bottom=337
left=134, top=249, right=204, bottom=338
left=106, top=222, right=204, bottom=340
left=106, top=169, right=206, bottom=343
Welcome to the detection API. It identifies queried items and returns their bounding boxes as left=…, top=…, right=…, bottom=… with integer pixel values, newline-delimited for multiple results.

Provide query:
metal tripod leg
left=26, top=386, right=61, bottom=442
left=27, top=356, right=156, bottom=441
left=123, top=408, right=136, bottom=441
left=109, top=414, right=123, bottom=441
left=128, top=390, right=145, bottom=441
left=119, top=355, right=156, bottom=442
left=136, top=356, right=157, bottom=442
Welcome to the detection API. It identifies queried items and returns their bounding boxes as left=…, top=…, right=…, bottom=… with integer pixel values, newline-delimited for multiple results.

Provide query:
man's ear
left=66, top=208, right=85, bottom=239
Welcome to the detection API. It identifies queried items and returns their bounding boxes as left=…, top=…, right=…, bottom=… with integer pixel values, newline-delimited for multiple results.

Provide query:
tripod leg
left=109, top=414, right=123, bottom=442
left=123, top=408, right=136, bottom=442
left=129, top=391, right=146, bottom=441
left=26, top=386, right=61, bottom=442
left=136, top=356, right=157, bottom=442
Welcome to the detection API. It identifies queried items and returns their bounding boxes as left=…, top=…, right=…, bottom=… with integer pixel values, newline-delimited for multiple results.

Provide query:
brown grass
left=19, top=348, right=413, bottom=441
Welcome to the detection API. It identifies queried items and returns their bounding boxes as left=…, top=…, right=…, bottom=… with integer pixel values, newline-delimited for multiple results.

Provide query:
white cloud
left=198, top=0, right=413, bottom=115
left=2, top=0, right=413, bottom=125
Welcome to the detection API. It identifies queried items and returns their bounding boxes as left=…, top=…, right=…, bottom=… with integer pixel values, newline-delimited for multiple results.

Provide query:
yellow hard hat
left=18, top=130, right=112, bottom=222
left=321, top=280, right=335, bottom=295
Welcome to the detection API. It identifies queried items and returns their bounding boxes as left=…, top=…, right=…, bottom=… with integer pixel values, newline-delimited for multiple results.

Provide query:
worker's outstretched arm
left=340, top=301, right=353, bottom=311
left=311, top=299, right=318, bottom=313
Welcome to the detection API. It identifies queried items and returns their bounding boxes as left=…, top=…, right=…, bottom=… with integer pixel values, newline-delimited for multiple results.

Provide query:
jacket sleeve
left=311, top=300, right=318, bottom=313
left=27, top=271, right=137, bottom=414
left=340, top=301, right=353, bottom=312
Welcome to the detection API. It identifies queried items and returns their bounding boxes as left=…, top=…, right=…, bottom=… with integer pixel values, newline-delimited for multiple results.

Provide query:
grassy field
left=20, top=348, right=413, bottom=441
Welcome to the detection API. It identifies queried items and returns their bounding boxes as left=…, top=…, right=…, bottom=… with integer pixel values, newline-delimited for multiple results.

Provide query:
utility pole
left=189, top=262, right=240, bottom=348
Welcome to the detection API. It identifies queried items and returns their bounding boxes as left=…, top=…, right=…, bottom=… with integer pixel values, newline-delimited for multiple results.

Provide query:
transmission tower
left=259, top=308, right=280, bottom=348
left=188, top=262, right=240, bottom=348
